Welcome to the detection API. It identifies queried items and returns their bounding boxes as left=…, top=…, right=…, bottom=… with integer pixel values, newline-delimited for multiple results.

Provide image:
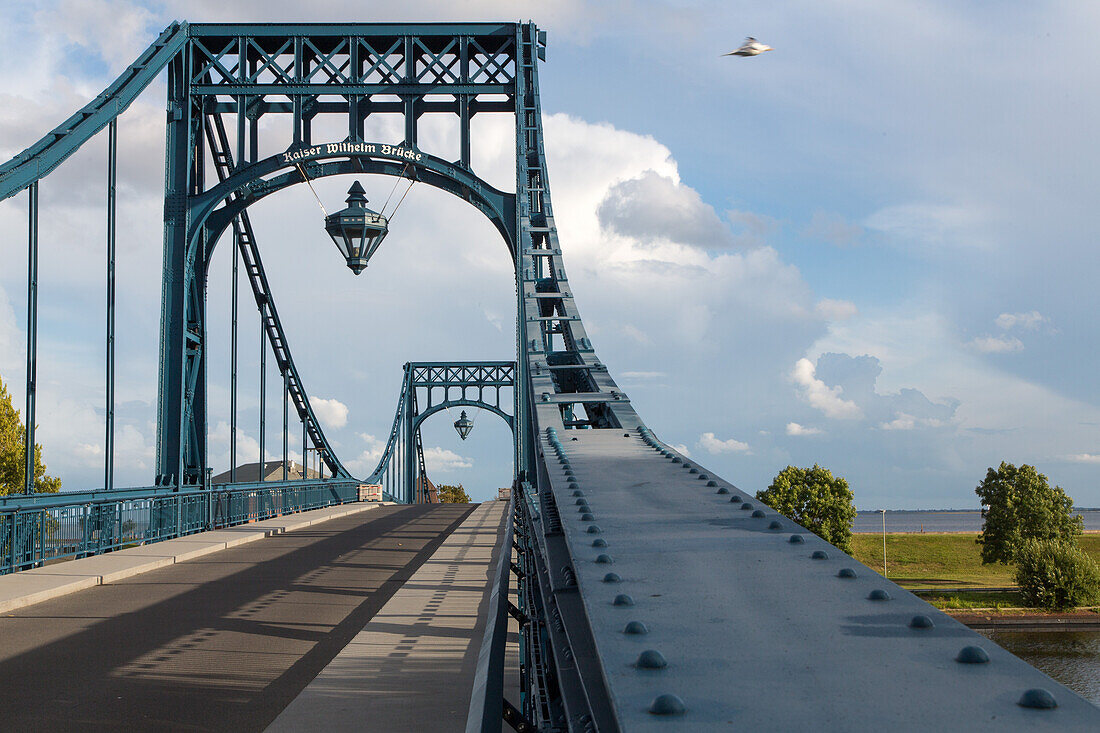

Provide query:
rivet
left=613, top=594, right=634, bottom=606
left=683, top=463, right=693, bottom=469
left=571, top=437, right=578, bottom=441
left=671, top=457, right=682, bottom=463
left=717, top=487, right=730, bottom=495
left=603, top=572, right=622, bottom=583
left=838, top=568, right=857, bottom=578
left=688, top=468, right=699, bottom=474
left=575, top=498, right=587, bottom=505
left=568, top=482, right=579, bottom=490
left=623, top=433, right=630, bottom=437
left=698, top=474, right=709, bottom=480
left=572, top=490, right=585, bottom=497
left=707, top=480, right=718, bottom=487
left=592, top=538, right=607, bottom=547
left=587, top=525, right=602, bottom=534
left=789, top=534, right=804, bottom=544
left=648, top=694, right=686, bottom=715
left=581, top=513, right=595, bottom=521
left=956, top=646, right=990, bottom=664
left=909, top=615, right=934, bottom=629
left=751, top=510, right=766, bottom=518
left=1018, top=688, right=1057, bottom=709
left=577, top=504, right=591, bottom=513
left=595, top=554, right=613, bottom=564
left=868, top=589, right=891, bottom=601
left=740, top=502, right=753, bottom=510
left=729, top=495, right=742, bottom=503
left=768, top=520, right=782, bottom=530
left=623, top=620, right=649, bottom=635
left=565, top=472, right=575, bottom=479
left=811, top=550, right=829, bottom=560
left=635, top=649, right=668, bottom=669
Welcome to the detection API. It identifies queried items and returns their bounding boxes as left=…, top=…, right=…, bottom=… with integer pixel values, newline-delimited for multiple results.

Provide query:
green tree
left=1014, top=538, right=1100, bottom=611
left=437, top=483, right=472, bottom=503
left=0, top=373, right=61, bottom=495
left=756, top=465, right=856, bottom=553
left=975, top=462, right=1081, bottom=565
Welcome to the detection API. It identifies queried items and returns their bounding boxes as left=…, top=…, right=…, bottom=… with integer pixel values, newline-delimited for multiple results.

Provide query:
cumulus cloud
left=669, top=443, right=692, bottom=458
left=423, top=446, right=473, bottom=471
left=969, top=335, right=1024, bottom=354
left=1065, top=453, right=1100, bottom=464
left=791, top=358, right=863, bottom=419
left=311, top=397, right=349, bottom=429
left=995, top=311, right=1047, bottom=331
left=786, top=422, right=822, bottom=436
left=699, top=432, right=750, bottom=454
left=596, top=170, right=737, bottom=249
left=815, top=298, right=858, bottom=321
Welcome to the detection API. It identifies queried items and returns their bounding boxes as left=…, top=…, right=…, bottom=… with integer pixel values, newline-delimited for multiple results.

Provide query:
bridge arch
left=412, top=399, right=514, bottom=434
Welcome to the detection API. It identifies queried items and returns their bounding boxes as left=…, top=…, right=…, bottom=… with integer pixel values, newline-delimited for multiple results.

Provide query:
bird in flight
left=724, top=37, right=772, bottom=57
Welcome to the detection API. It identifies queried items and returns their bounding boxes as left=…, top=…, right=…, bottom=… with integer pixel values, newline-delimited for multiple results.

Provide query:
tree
left=437, top=483, right=472, bottom=503
left=756, top=465, right=856, bottom=553
left=1014, top=538, right=1100, bottom=611
left=0, top=373, right=61, bottom=495
left=975, top=462, right=1082, bottom=565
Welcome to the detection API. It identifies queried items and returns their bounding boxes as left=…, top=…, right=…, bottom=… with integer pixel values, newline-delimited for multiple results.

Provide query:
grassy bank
left=849, top=533, right=1100, bottom=590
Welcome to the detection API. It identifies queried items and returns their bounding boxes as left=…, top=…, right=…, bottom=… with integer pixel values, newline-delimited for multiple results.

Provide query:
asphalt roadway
left=0, top=503, right=473, bottom=732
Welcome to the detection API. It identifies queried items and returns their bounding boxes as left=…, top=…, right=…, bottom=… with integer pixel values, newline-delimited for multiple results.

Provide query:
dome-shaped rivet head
left=603, top=572, right=622, bottom=583
left=572, top=489, right=585, bottom=497
left=740, top=502, right=753, bottom=510
left=811, top=550, right=829, bottom=560
left=768, top=520, right=782, bottom=530
left=729, top=495, right=742, bottom=503
left=575, top=498, right=587, bottom=505
left=838, top=568, right=857, bottom=578
left=868, top=589, right=891, bottom=601
left=568, top=482, right=579, bottom=490
left=751, top=510, right=766, bottom=518
left=698, top=474, right=709, bottom=480
left=688, top=468, right=699, bottom=474
left=909, top=615, right=934, bottom=629
left=586, top=525, right=602, bottom=534
left=1018, top=688, right=1057, bottom=709
left=577, top=505, right=591, bottom=514
left=613, top=594, right=634, bottom=606
left=671, top=457, right=682, bottom=463
left=956, top=646, right=990, bottom=664
left=717, top=487, right=730, bottom=494
left=707, top=480, right=718, bottom=487
left=648, top=694, right=686, bottom=715
left=636, top=649, right=668, bottom=669
left=565, top=472, right=575, bottom=480
left=789, top=534, right=805, bottom=544
left=623, top=620, right=649, bottom=635
left=595, top=554, right=613, bottom=564
left=571, top=436, right=578, bottom=441
left=580, top=513, right=595, bottom=521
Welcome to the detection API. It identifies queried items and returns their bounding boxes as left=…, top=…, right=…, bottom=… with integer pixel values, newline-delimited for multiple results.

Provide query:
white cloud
left=969, top=335, right=1024, bottom=354
left=699, top=432, right=750, bottom=454
left=786, top=422, right=822, bottom=436
left=815, top=299, right=858, bottom=321
left=880, top=414, right=916, bottom=431
left=1065, top=453, right=1100, bottom=464
left=597, top=170, right=737, bottom=249
left=790, top=358, right=863, bottom=419
left=669, top=443, right=692, bottom=458
left=864, top=202, right=990, bottom=251
left=311, top=397, right=349, bottom=429
left=995, top=311, right=1047, bottom=331
left=345, top=433, right=387, bottom=477
left=423, top=446, right=473, bottom=471
left=620, top=371, right=666, bottom=379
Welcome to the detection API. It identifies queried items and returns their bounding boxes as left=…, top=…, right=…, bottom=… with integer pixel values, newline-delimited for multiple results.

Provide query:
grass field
left=849, top=533, right=1100, bottom=590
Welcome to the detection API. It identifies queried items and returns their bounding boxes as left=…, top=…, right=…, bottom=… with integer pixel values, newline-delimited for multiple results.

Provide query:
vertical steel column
left=288, top=372, right=292, bottom=479
left=230, top=234, right=239, bottom=482
left=105, top=120, right=117, bottom=492
left=258, top=312, right=266, bottom=477
left=24, top=182, right=39, bottom=495
left=302, top=418, right=307, bottom=479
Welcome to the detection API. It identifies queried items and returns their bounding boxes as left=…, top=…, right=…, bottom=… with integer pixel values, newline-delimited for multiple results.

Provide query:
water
left=853, top=509, right=1100, bottom=533
left=978, top=630, right=1100, bottom=707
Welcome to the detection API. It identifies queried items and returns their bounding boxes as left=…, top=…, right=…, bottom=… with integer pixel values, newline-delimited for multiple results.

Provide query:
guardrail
left=0, top=479, right=359, bottom=574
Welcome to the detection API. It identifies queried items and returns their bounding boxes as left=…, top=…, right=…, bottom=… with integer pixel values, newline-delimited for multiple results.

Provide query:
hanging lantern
left=324, top=180, right=389, bottom=274
left=454, top=410, right=473, bottom=440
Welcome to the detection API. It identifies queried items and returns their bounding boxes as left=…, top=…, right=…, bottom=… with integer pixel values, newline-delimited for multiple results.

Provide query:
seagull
left=724, top=37, right=772, bottom=57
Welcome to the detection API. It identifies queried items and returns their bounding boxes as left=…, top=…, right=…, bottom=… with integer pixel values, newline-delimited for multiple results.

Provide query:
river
left=978, top=629, right=1100, bottom=707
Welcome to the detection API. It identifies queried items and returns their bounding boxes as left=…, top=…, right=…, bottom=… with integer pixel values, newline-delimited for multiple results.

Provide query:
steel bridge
left=1, top=20, right=1097, bottom=732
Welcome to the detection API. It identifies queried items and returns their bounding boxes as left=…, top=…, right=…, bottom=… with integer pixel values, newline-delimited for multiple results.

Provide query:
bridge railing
left=0, top=479, right=359, bottom=574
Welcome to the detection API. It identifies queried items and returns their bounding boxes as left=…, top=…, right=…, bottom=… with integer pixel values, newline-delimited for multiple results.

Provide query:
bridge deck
left=0, top=503, right=502, bottom=732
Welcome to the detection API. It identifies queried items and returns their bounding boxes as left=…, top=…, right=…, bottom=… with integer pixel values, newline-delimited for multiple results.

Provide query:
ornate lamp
left=454, top=410, right=473, bottom=440
left=324, top=181, right=389, bottom=274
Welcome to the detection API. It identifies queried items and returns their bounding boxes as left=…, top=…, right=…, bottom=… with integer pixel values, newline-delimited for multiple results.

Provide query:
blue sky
left=1, top=1, right=1098, bottom=508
